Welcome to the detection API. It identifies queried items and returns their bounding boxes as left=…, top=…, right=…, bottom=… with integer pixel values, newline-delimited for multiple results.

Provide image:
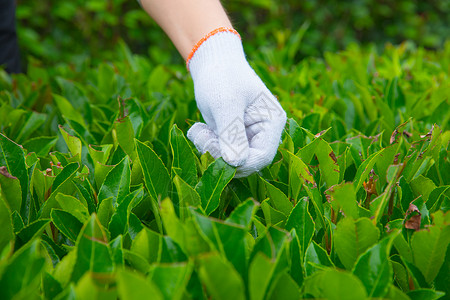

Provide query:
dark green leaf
left=71, top=214, right=114, bottom=282
left=0, top=240, right=46, bottom=299
left=98, top=156, right=131, bottom=206
left=170, top=124, right=197, bottom=186
left=303, top=268, right=368, bottom=300
left=51, top=209, right=83, bottom=242
left=305, top=241, right=334, bottom=276
left=197, top=253, right=245, bottom=300
left=353, top=235, right=396, bottom=298
left=334, top=217, right=380, bottom=270
left=116, top=269, right=163, bottom=300
left=0, top=197, right=14, bottom=252
left=195, top=158, right=235, bottom=215
left=135, top=140, right=170, bottom=202
left=285, top=198, right=314, bottom=258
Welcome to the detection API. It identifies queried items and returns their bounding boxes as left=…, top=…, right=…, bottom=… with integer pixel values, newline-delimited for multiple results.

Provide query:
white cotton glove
left=186, top=30, right=287, bottom=178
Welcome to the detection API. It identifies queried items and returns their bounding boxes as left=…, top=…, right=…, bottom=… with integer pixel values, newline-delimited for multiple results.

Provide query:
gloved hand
left=186, top=28, right=287, bottom=177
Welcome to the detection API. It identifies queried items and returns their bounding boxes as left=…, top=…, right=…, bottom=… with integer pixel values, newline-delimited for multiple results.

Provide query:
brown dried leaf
left=403, top=130, right=412, bottom=138
left=0, top=166, right=17, bottom=179
left=315, top=129, right=327, bottom=138
left=329, top=151, right=337, bottom=164
left=404, top=203, right=421, bottom=231
left=363, top=173, right=377, bottom=196
left=390, top=129, right=399, bottom=145
left=420, top=125, right=434, bottom=139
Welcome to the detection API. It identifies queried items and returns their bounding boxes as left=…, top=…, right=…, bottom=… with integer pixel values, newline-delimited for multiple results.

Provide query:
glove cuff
left=186, top=27, right=245, bottom=74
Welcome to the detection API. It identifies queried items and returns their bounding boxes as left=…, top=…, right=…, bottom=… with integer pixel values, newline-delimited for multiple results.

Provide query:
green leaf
left=51, top=209, right=83, bottom=242
left=114, top=116, right=136, bottom=160
left=303, top=269, right=368, bottom=300
left=192, top=211, right=248, bottom=277
left=110, top=235, right=124, bottom=266
left=88, top=144, right=113, bottom=165
left=15, top=219, right=50, bottom=250
left=407, top=289, right=445, bottom=300
left=197, top=253, right=245, bottom=300
left=39, top=162, right=79, bottom=218
left=98, top=156, right=131, bottom=206
left=353, top=149, right=385, bottom=192
left=411, top=213, right=450, bottom=283
left=326, top=182, right=359, bottom=219
left=0, top=166, right=22, bottom=213
left=0, top=240, right=46, bottom=299
left=54, top=94, right=85, bottom=125
left=261, top=199, right=287, bottom=226
left=287, top=151, right=315, bottom=200
left=15, top=111, right=47, bottom=143
left=56, top=193, right=89, bottom=223
left=353, top=235, right=396, bottom=298
left=195, top=158, right=235, bottom=215
left=285, top=198, right=314, bottom=258
left=135, top=140, right=170, bottom=202
left=435, top=243, right=450, bottom=299
left=52, top=248, right=76, bottom=287
left=97, top=197, right=114, bottom=229
left=131, top=227, right=162, bottom=264
left=173, top=174, right=201, bottom=217
left=0, top=133, right=29, bottom=222
left=263, top=179, right=293, bottom=216
left=305, top=241, right=334, bottom=276
left=249, top=253, right=275, bottom=300
left=71, top=214, right=114, bottom=282
left=59, top=125, right=82, bottom=159
left=266, top=271, right=301, bottom=300
left=22, top=136, right=58, bottom=157
left=334, top=217, right=380, bottom=270
left=149, top=263, right=193, bottom=300
left=410, top=175, right=437, bottom=202
left=108, top=187, right=144, bottom=239
left=116, top=269, right=163, bottom=300
left=0, top=197, right=14, bottom=252
left=74, top=272, right=117, bottom=299
left=225, top=199, right=257, bottom=228
left=313, top=138, right=340, bottom=187
left=42, top=272, right=63, bottom=300
left=160, top=198, right=210, bottom=256
left=370, top=164, right=402, bottom=224
left=289, top=230, right=305, bottom=287
left=402, top=258, right=429, bottom=290
left=170, top=124, right=197, bottom=186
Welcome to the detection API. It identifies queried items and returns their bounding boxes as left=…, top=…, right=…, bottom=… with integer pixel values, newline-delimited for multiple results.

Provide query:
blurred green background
left=16, top=0, right=450, bottom=67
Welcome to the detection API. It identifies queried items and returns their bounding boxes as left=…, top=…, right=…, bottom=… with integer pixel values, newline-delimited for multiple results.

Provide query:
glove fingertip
left=221, top=147, right=249, bottom=167
left=187, top=122, right=211, bottom=143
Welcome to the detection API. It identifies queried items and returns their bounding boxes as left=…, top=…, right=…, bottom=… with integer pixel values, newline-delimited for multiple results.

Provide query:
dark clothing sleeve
left=0, top=0, right=21, bottom=73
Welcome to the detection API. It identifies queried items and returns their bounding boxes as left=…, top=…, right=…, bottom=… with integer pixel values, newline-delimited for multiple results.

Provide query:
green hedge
left=16, top=0, right=450, bottom=65
left=0, top=39, right=449, bottom=299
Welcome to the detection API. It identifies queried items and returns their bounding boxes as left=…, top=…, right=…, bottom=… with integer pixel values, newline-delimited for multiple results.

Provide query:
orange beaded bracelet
left=186, top=27, right=241, bottom=70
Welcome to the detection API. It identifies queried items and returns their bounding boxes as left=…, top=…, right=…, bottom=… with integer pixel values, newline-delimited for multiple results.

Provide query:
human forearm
left=140, top=0, right=233, bottom=59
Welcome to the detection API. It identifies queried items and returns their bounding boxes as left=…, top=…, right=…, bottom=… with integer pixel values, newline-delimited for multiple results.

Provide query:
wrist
left=187, top=27, right=247, bottom=77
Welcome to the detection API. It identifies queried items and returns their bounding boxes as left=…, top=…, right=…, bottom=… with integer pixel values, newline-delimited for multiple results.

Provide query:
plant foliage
left=1, top=24, right=449, bottom=300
